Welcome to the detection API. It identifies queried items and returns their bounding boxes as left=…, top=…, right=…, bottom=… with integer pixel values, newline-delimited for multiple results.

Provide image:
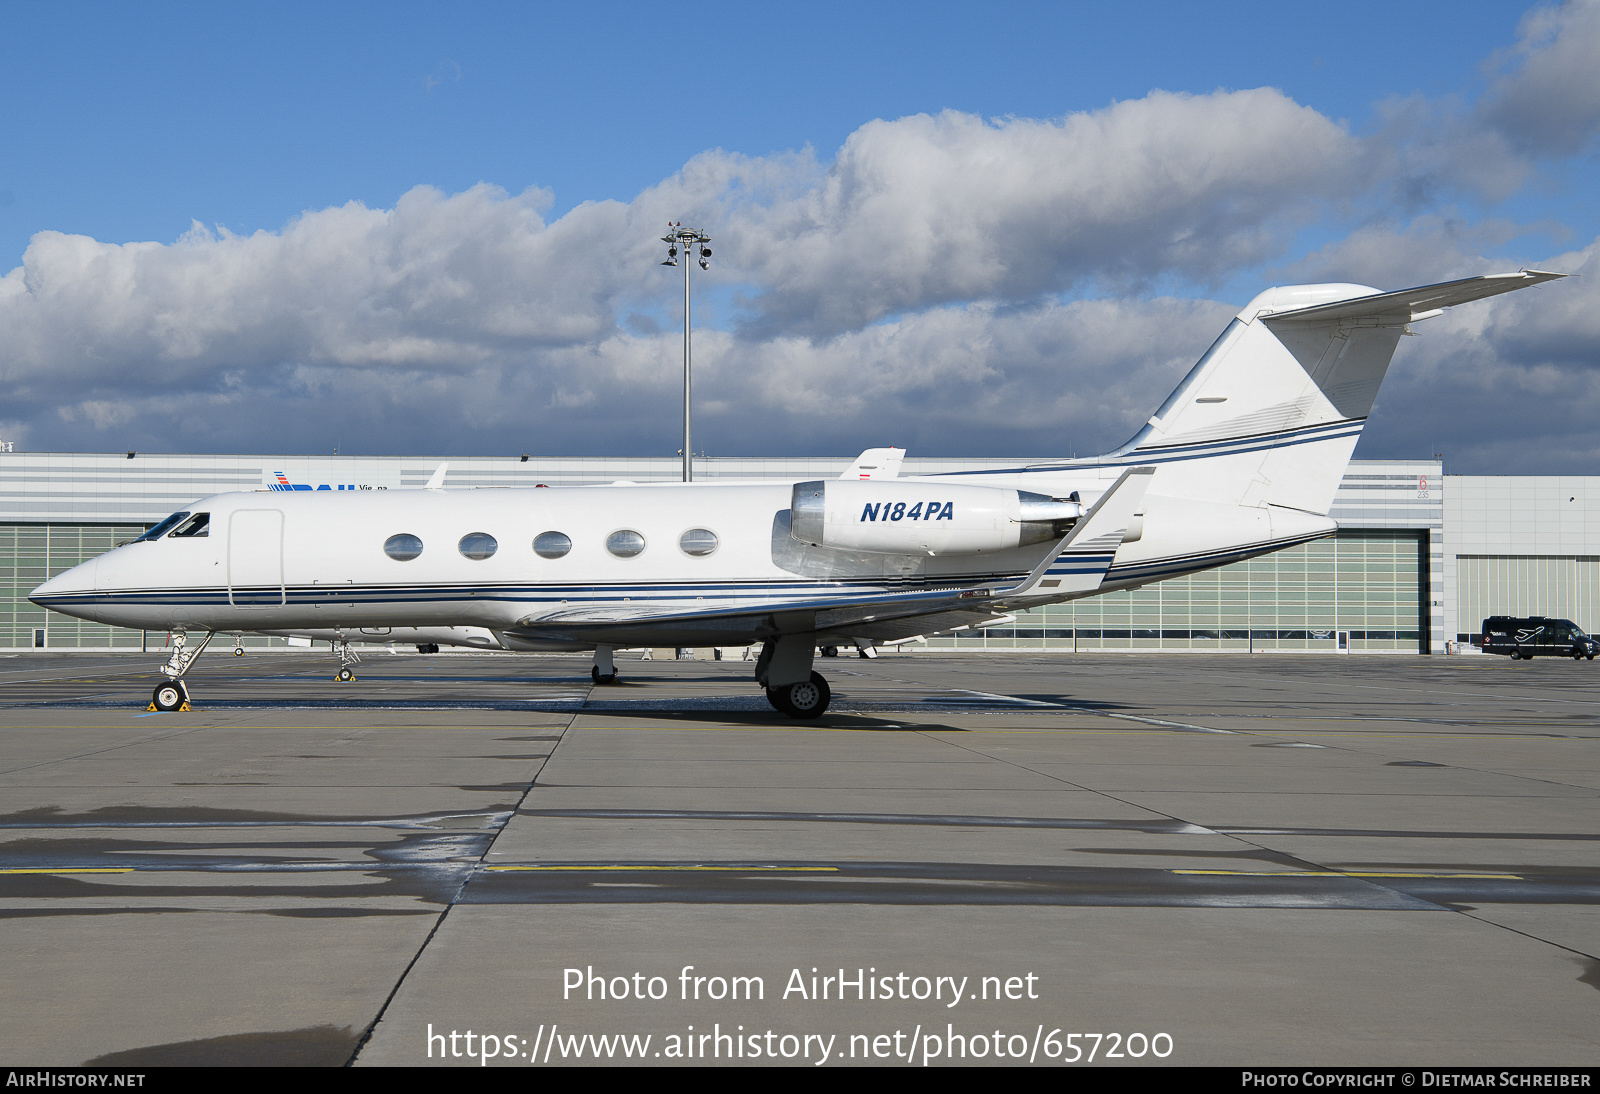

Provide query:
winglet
left=993, top=466, right=1155, bottom=600
left=839, top=447, right=904, bottom=480
left=424, top=463, right=448, bottom=490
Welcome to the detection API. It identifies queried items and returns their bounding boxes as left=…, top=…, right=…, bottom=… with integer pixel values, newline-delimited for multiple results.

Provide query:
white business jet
left=30, top=271, right=1564, bottom=716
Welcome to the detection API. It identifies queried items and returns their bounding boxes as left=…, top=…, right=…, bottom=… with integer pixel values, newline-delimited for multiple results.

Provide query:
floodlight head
left=698, top=258, right=708, bottom=270
left=700, top=246, right=711, bottom=258
left=660, top=259, right=676, bottom=266
left=668, top=245, right=678, bottom=258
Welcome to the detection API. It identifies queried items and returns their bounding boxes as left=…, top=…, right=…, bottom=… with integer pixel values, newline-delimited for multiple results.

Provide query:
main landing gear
left=148, top=630, right=215, bottom=711
left=755, top=636, right=832, bottom=719
left=767, top=672, right=831, bottom=718
left=590, top=645, right=618, bottom=686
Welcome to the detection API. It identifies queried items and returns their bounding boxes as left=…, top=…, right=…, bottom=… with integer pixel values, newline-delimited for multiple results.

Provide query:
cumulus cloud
left=1479, top=0, right=1600, bottom=157
left=723, top=91, right=1365, bottom=336
left=4, top=292, right=1236, bottom=461
left=0, top=30, right=1596, bottom=472
left=1357, top=236, right=1597, bottom=472
left=1280, top=214, right=1565, bottom=288
left=1361, top=3, right=1600, bottom=209
left=0, top=87, right=1369, bottom=458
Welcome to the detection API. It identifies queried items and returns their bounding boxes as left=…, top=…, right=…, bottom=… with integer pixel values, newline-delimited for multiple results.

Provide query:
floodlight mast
left=660, top=223, right=710, bottom=482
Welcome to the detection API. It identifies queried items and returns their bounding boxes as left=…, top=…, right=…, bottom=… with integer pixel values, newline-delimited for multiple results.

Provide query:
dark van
left=1480, top=616, right=1598, bottom=661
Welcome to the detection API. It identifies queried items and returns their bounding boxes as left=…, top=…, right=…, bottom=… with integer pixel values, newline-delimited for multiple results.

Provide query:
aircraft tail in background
left=1115, top=271, right=1565, bottom=516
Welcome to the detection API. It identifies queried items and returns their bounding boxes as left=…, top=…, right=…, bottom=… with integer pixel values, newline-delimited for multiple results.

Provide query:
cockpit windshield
left=134, top=512, right=190, bottom=542
left=170, top=513, right=209, bottom=538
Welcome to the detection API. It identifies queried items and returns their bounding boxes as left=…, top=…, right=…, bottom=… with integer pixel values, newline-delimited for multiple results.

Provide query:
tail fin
left=840, top=447, right=904, bottom=480
left=1119, top=271, right=1564, bottom=515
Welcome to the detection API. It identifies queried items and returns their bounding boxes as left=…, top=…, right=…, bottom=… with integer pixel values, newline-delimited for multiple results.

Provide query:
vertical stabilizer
left=840, top=448, right=904, bottom=480
left=1117, top=271, right=1564, bottom=516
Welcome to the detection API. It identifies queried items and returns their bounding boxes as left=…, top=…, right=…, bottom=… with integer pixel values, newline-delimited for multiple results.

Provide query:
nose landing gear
left=147, top=630, right=214, bottom=711
left=333, top=638, right=360, bottom=682
left=151, top=679, right=190, bottom=712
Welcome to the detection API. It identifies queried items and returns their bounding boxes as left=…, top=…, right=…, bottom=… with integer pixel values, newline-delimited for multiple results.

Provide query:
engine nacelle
left=790, top=480, right=1080, bottom=556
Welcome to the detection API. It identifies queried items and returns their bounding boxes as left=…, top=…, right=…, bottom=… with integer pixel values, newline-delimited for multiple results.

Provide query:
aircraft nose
left=29, top=559, right=97, bottom=605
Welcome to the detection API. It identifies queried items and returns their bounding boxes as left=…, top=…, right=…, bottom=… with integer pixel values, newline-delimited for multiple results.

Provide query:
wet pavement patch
left=461, top=861, right=1456, bottom=910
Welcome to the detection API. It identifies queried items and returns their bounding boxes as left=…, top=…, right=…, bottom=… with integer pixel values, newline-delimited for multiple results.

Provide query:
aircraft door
left=229, top=510, right=285, bottom=607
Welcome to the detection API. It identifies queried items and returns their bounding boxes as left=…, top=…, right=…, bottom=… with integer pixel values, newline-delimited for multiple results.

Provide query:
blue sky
left=2, top=1, right=1598, bottom=471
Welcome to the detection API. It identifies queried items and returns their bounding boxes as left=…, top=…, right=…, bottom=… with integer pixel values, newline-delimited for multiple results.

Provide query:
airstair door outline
left=229, top=510, right=285, bottom=607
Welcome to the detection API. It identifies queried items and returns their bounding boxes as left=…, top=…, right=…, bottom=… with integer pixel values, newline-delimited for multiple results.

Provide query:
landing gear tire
left=766, top=672, right=831, bottom=719
left=336, top=667, right=355, bottom=682
left=151, top=681, right=186, bottom=711
left=232, top=647, right=244, bottom=657
left=820, top=646, right=838, bottom=658
left=591, top=666, right=618, bottom=685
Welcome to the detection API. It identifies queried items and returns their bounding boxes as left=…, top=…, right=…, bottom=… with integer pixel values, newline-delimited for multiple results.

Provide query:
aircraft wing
left=503, top=467, right=1153, bottom=647
left=1262, top=270, right=1566, bottom=326
left=506, top=583, right=1016, bottom=646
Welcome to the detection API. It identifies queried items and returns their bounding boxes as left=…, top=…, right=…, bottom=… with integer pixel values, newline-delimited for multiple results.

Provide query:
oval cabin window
left=384, top=534, right=423, bottom=561
left=458, top=532, right=498, bottom=560
left=533, top=531, right=572, bottom=559
left=606, top=530, right=645, bottom=558
left=679, top=528, right=718, bottom=557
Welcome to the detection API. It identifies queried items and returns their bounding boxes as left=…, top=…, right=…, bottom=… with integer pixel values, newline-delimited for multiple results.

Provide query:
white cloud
left=1357, top=235, right=1598, bottom=471
left=723, top=92, right=1365, bottom=336
left=0, top=38, right=1595, bottom=473
left=1279, top=214, right=1562, bottom=288
left=0, top=88, right=1368, bottom=456
left=1479, top=0, right=1600, bottom=157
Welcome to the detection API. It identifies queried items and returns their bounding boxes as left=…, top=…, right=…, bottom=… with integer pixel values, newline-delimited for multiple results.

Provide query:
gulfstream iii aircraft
left=30, top=271, right=1564, bottom=716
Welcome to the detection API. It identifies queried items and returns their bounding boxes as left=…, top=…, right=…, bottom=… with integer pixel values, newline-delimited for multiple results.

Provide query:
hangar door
left=228, top=510, right=284, bottom=607
left=1456, top=555, right=1600, bottom=636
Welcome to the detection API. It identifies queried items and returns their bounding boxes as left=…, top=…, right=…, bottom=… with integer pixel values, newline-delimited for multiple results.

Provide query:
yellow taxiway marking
left=485, top=864, right=839, bottom=872
left=0, top=868, right=133, bottom=875
left=1174, top=870, right=1519, bottom=879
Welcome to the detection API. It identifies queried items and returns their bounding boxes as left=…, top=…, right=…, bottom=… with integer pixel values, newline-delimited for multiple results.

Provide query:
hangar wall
left=1445, top=476, right=1600, bottom=645
left=4, top=451, right=1578, bottom=656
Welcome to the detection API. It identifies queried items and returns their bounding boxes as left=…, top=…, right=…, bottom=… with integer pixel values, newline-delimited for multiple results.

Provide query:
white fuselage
left=29, top=468, right=1334, bottom=649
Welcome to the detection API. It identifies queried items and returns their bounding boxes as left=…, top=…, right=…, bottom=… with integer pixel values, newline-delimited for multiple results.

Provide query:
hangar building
left=2, top=450, right=1594, bottom=655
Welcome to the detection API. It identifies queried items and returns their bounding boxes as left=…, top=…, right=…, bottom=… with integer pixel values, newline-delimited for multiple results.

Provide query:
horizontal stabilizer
left=993, top=466, right=1155, bottom=601
left=1262, top=270, right=1566, bottom=326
